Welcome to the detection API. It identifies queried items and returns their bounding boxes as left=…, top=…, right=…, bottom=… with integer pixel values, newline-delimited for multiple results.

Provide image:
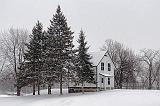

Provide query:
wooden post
left=104, top=77, right=106, bottom=91
left=95, top=66, right=98, bottom=92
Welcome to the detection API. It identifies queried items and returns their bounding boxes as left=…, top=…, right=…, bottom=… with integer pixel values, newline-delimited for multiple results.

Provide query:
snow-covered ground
left=0, top=89, right=160, bottom=106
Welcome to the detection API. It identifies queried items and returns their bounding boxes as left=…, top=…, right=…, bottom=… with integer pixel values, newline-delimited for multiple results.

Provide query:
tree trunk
left=17, top=86, right=21, bottom=96
left=33, top=82, right=36, bottom=95
left=156, top=71, right=160, bottom=90
left=148, top=65, right=152, bottom=89
left=37, top=79, right=40, bottom=95
left=126, top=78, right=129, bottom=89
left=60, top=73, right=63, bottom=95
left=156, top=74, right=160, bottom=90
left=48, top=82, right=51, bottom=94
left=119, top=69, right=123, bottom=89
left=14, top=46, right=17, bottom=74
left=82, top=81, right=84, bottom=94
left=38, top=83, right=40, bottom=95
left=157, top=81, right=159, bottom=90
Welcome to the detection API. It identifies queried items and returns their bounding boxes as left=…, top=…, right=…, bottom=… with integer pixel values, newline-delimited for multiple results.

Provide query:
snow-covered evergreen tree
left=23, top=21, right=44, bottom=95
left=77, top=30, right=94, bottom=93
left=40, top=30, right=54, bottom=95
left=43, top=30, right=57, bottom=94
left=47, top=5, right=74, bottom=95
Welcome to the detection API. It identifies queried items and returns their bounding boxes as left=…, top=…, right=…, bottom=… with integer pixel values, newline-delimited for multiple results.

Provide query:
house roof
left=90, top=51, right=106, bottom=66
left=90, top=51, right=117, bottom=69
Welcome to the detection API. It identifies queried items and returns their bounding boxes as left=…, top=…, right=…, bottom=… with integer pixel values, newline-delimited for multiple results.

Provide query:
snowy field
left=0, top=89, right=160, bottom=106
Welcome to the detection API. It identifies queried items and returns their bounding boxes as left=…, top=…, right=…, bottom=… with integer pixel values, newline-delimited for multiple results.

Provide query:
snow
left=0, top=95, right=13, bottom=97
left=27, top=89, right=69, bottom=96
left=0, top=89, right=160, bottom=106
left=90, top=51, right=106, bottom=66
left=99, top=73, right=113, bottom=77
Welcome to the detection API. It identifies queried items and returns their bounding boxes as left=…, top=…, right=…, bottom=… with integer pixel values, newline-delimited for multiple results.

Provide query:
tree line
left=0, top=5, right=94, bottom=96
left=101, top=39, right=160, bottom=90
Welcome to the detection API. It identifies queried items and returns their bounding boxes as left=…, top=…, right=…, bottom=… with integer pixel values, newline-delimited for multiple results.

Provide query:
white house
left=68, top=51, right=115, bottom=93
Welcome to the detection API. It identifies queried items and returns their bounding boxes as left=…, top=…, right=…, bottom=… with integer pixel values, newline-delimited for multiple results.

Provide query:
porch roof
left=99, top=73, right=113, bottom=77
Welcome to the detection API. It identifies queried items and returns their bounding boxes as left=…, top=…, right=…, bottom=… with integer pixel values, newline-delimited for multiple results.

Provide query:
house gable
left=90, top=51, right=116, bottom=69
left=90, top=51, right=106, bottom=66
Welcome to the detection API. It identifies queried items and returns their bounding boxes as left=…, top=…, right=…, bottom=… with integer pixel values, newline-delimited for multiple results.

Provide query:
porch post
left=104, top=77, right=106, bottom=90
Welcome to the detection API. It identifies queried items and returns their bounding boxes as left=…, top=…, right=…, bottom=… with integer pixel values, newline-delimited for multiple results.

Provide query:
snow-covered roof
left=99, top=73, right=113, bottom=77
left=90, top=51, right=106, bottom=66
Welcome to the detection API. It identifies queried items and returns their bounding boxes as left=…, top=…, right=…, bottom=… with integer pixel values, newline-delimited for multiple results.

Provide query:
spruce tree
left=47, top=5, right=74, bottom=95
left=43, top=31, right=57, bottom=95
left=77, top=30, right=94, bottom=93
left=40, top=31, right=53, bottom=94
left=24, top=21, right=43, bottom=95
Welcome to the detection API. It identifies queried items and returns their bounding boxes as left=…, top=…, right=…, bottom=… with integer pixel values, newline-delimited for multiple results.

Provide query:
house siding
left=97, top=52, right=114, bottom=89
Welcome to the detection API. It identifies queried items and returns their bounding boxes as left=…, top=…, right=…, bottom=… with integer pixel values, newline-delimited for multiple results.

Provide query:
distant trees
left=76, top=30, right=94, bottom=93
left=101, top=39, right=160, bottom=90
left=0, top=28, right=29, bottom=95
left=0, top=28, right=28, bottom=75
left=140, top=49, right=160, bottom=89
left=101, top=39, right=138, bottom=89
left=154, top=55, right=160, bottom=89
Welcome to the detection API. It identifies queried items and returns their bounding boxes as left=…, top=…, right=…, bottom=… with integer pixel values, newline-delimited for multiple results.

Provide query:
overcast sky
left=0, top=0, right=160, bottom=52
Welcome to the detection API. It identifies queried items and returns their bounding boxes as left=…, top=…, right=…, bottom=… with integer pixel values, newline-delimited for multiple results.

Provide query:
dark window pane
left=108, top=63, right=111, bottom=71
left=101, top=78, right=104, bottom=83
left=108, top=78, right=110, bottom=85
left=101, top=62, right=104, bottom=70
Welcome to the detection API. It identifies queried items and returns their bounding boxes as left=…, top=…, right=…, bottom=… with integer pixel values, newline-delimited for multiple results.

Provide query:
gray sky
left=0, top=0, right=160, bottom=52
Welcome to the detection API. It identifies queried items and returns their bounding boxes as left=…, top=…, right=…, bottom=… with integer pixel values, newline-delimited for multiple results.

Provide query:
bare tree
left=0, top=28, right=29, bottom=96
left=140, top=49, right=159, bottom=89
left=101, top=39, right=137, bottom=89
left=151, top=52, right=160, bottom=89
left=154, top=61, right=160, bottom=89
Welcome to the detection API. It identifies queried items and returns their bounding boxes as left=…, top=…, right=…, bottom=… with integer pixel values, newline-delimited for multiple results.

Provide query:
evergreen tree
left=43, top=31, right=57, bottom=95
left=77, top=30, right=94, bottom=93
left=47, top=5, right=74, bottom=95
left=40, top=31, right=54, bottom=95
left=23, top=21, right=44, bottom=95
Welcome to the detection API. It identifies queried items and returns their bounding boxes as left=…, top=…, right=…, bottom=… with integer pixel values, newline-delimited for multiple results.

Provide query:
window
left=101, top=62, right=104, bottom=70
left=108, top=63, right=111, bottom=71
left=101, top=78, right=104, bottom=83
left=108, top=78, right=110, bottom=85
